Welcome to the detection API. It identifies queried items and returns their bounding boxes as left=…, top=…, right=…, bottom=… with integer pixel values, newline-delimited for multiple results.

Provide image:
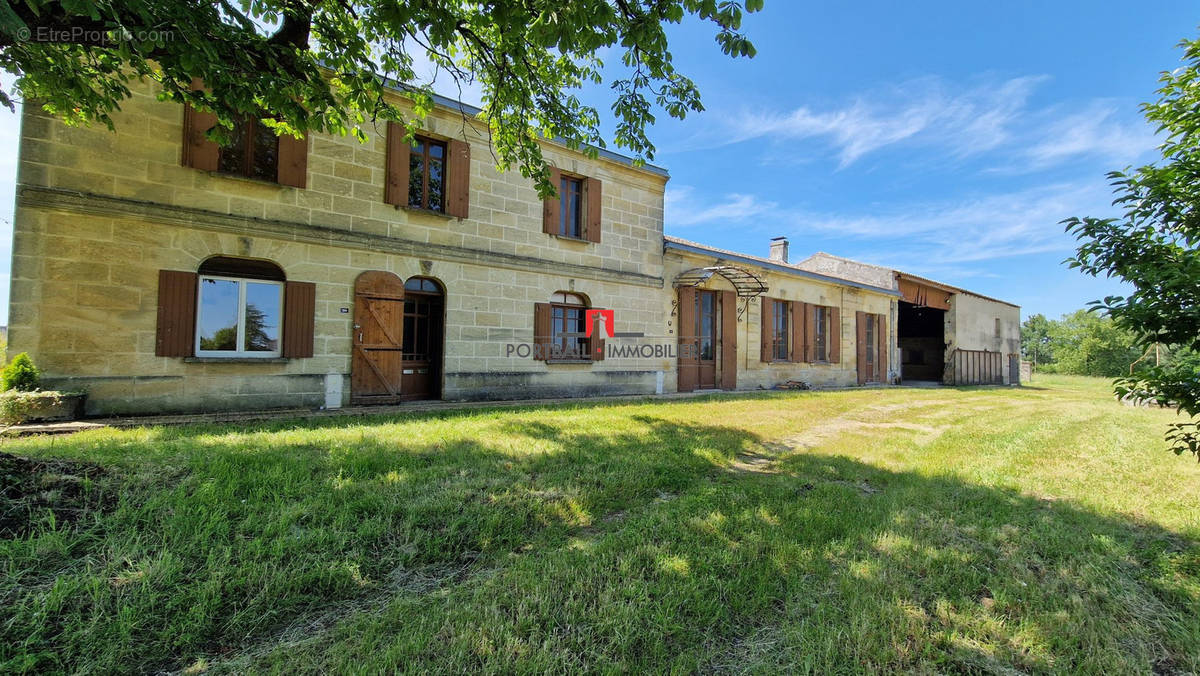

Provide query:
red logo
left=585, top=309, right=615, bottom=338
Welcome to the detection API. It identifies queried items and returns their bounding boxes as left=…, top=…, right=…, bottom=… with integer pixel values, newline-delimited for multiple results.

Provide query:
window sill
left=204, top=170, right=285, bottom=189
left=552, top=234, right=592, bottom=244
left=184, top=357, right=290, bottom=364
left=546, top=359, right=594, bottom=365
left=397, top=205, right=455, bottom=220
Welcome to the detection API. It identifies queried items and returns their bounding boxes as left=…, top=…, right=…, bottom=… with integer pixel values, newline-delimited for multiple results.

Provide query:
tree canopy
left=0, top=0, right=762, bottom=194
left=1064, top=34, right=1200, bottom=460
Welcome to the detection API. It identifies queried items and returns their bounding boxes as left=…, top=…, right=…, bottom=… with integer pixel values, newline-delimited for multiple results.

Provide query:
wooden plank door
left=857, top=311, right=882, bottom=385
left=351, top=271, right=406, bottom=404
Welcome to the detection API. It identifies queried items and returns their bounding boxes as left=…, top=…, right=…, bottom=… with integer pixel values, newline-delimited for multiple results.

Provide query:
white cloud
left=1022, top=102, right=1156, bottom=168
left=701, top=75, right=1046, bottom=167
left=680, top=74, right=1157, bottom=174
left=665, top=186, right=777, bottom=226
left=786, top=181, right=1114, bottom=271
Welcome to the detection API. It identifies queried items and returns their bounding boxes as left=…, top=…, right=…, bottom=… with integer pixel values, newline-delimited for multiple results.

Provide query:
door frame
left=677, top=286, right=738, bottom=392
left=399, top=276, right=446, bottom=401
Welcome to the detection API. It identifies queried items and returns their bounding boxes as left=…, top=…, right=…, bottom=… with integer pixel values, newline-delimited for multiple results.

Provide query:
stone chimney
left=769, top=236, right=789, bottom=263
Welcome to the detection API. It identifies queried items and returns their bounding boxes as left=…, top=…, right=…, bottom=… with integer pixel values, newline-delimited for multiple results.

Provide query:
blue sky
left=0, top=2, right=1195, bottom=323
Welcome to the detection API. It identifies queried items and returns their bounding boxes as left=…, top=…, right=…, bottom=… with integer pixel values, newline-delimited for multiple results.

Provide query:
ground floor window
left=551, top=292, right=590, bottom=359
left=195, top=257, right=284, bottom=358
left=771, top=299, right=790, bottom=361
left=814, top=305, right=829, bottom=362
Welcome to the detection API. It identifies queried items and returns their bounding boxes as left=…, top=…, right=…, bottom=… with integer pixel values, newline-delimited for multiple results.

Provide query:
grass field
left=2, top=375, right=1198, bottom=673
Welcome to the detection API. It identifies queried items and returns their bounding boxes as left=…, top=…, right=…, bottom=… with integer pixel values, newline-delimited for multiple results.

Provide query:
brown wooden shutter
left=534, top=302, right=552, bottom=362
left=277, top=134, right=308, bottom=188
left=156, top=270, right=197, bottom=357
left=760, top=297, right=774, bottom=362
left=181, top=98, right=219, bottom=172
left=719, top=290, right=737, bottom=390
left=788, top=301, right=802, bottom=363
left=590, top=307, right=605, bottom=361
left=677, top=287, right=698, bottom=392
left=282, top=281, right=316, bottom=358
left=804, top=303, right=817, bottom=362
left=542, top=167, right=562, bottom=235
left=856, top=311, right=868, bottom=385
left=445, top=138, right=471, bottom=218
left=877, top=314, right=889, bottom=383
left=828, top=306, right=841, bottom=363
left=584, top=176, right=602, bottom=243
left=384, top=121, right=410, bottom=206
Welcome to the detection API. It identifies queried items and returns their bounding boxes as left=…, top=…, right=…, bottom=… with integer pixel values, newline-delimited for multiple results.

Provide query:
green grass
left=2, top=375, right=1198, bottom=673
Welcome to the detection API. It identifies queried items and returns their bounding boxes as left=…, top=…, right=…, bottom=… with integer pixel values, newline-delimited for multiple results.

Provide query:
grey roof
left=664, top=236, right=901, bottom=296
left=379, top=77, right=670, bottom=178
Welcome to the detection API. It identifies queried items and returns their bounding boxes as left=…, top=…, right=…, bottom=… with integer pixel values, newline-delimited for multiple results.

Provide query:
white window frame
left=195, top=275, right=285, bottom=358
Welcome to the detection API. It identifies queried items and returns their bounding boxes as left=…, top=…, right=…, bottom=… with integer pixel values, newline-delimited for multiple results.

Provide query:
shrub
left=1, top=353, right=41, bottom=392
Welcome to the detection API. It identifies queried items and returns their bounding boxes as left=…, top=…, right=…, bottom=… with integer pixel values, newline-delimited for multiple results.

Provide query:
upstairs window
left=217, top=116, right=279, bottom=181
left=409, top=137, right=447, bottom=212
left=559, top=176, right=583, bottom=238
left=195, top=257, right=284, bottom=358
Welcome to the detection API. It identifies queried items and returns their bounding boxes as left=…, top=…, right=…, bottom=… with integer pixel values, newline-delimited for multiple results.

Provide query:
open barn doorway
left=898, top=301, right=946, bottom=384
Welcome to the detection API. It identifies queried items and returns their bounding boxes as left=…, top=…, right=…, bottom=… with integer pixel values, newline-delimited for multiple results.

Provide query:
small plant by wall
left=1, top=353, right=41, bottom=392
left=0, top=353, right=86, bottom=425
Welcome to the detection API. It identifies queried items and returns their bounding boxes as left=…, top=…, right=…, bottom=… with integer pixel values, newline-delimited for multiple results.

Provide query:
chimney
left=769, top=236, right=789, bottom=263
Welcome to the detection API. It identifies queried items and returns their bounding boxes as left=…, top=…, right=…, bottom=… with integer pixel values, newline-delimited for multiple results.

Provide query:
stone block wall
left=663, top=249, right=897, bottom=391
left=9, top=76, right=672, bottom=414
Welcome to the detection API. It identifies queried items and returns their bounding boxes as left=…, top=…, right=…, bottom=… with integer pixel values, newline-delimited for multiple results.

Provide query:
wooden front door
left=679, top=288, right=735, bottom=392
left=856, top=311, right=888, bottom=385
left=399, top=278, right=444, bottom=401
left=352, top=271, right=406, bottom=404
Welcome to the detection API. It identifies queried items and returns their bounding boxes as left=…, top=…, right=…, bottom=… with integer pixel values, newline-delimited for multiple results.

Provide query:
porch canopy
left=672, top=265, right=768, bottom=298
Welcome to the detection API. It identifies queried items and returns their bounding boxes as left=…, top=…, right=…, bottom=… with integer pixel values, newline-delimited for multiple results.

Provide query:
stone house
left=796, top=253, right=1022, bottom=385
left=7, top=79, right=1020, bottom=415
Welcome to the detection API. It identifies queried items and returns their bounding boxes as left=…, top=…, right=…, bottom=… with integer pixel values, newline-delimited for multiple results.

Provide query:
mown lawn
left=2, top=375, right=1198, bottom=673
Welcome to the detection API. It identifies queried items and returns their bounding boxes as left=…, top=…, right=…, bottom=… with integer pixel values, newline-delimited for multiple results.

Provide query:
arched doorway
left=400, top=276, right=444, bottom=401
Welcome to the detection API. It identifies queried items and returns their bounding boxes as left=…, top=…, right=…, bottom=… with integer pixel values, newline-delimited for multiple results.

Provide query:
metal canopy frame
left=673, top=265, right=768, bottom=298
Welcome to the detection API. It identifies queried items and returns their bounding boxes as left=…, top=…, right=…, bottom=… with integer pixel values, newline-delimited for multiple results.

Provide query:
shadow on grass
left=2, top=415, right=1196, bottom=673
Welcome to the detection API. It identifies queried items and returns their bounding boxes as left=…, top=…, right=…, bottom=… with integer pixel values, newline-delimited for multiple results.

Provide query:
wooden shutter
left=804, top=303, right=817, bottom=362
left=277, top=134, right=308, bottom=188
left=856, top=311, right=868, bottom=385
left=677, top=287, right=698, bottom=392
left=156, top=270, right=197, bottom=357
left=534, top=302, right=552, bottom=362
left=719, top=290, right=737, bottom=390
left=590, top=307, right=605, bottom=361
left=789, top=301, right=803, bottom=363
left=282, top=281, right=316, bottom=358
left=384, top=121, right=410, bottom=206
left=877, top=314, right=889, bottom=383
left=828, top=306, right=841, bottom=363
left=446, top=138, right=471, bottom=218
left=181, top=94, right=219, bottom=172
left=542, top=167, right=562, bottom=235
left=584, top=176, right=602, bottom=243
left=760, top=296, right=772, bottom=362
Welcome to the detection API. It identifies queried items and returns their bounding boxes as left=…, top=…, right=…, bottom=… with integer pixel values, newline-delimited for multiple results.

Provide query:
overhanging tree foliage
left=0, top=0, right=761, bottom=194
left=1064, top=34, right=1200, bottom=461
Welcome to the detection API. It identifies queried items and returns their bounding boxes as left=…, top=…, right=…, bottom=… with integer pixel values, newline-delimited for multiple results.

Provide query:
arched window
left=195, top=257, right=285, bottom=358
left=550, top=291, right=589, bottom=358
left=403, top=277, right=443, bottom=294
